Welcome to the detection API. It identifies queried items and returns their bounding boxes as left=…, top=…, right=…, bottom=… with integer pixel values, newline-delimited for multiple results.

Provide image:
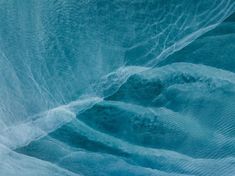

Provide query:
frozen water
left=0, top=0, right=235, bottom=175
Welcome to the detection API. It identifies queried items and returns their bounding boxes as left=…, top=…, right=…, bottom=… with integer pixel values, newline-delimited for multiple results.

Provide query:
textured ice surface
left=0, top=0, right=235, bottom=175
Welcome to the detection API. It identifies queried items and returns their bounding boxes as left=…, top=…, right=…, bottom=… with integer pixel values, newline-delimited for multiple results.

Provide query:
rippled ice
left=0, top=0, right=235, bottom=175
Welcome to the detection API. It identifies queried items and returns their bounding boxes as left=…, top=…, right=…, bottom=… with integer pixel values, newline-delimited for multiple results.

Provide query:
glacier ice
left=0, top=0, right=235, bottom=175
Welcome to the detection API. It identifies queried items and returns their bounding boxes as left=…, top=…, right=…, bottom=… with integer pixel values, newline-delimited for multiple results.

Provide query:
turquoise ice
left=0, top=0, right=235, bottom=175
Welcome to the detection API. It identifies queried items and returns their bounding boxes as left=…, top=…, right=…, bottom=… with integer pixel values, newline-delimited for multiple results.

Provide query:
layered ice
left=0, top=0, right=235, bottom=175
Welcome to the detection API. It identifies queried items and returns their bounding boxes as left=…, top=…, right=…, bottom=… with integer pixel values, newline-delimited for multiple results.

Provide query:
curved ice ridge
left=0, top=97, right=102, bottom=149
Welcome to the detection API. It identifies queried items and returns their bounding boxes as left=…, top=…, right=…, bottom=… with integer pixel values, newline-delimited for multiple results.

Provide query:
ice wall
left=0, top=0, right=235, bottom=175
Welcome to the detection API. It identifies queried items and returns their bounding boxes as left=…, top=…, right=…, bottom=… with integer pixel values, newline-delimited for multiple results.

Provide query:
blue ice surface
left=0, top=0, right=235, bottom=175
